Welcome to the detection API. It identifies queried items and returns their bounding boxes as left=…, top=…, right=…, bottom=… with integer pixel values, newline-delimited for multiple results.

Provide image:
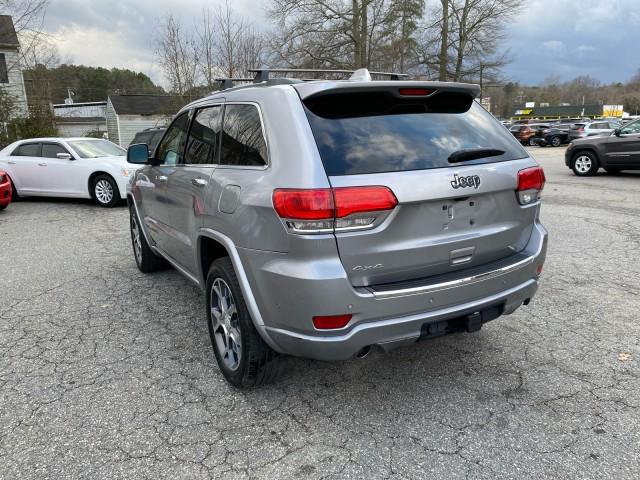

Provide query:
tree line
left=157, top=0, right=525, bottom=94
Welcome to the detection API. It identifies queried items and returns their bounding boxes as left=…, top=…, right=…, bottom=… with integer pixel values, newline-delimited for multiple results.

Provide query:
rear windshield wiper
left=448, top=148, right=505, bottom=164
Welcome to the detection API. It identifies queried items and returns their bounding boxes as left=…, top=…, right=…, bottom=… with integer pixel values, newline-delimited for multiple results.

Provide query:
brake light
left=399, top=88, right=434, bottom=96
left=312, top=314, right=352, bottom=329
left=273, top=188, right=333, bottom=220
left=333, top=187, right=397, bottom=218
left=517, top=166, right=545, bottom=205
left=273, top=186, right=397, bottom=233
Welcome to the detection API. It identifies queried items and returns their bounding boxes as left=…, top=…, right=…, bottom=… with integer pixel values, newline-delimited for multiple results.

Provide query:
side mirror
left=614, top=128, right=622, bottom=137
left=57, top=153, right=73, bottom=160
left=127, top=143, right=150, bottom=164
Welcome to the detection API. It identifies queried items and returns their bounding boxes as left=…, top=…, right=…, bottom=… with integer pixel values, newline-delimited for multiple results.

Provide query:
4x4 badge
left=451, top=174, right=481, bottom=189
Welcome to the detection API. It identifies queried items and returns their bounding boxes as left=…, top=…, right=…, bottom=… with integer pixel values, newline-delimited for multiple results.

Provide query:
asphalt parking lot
left=1, top=146, right=639, bottom=479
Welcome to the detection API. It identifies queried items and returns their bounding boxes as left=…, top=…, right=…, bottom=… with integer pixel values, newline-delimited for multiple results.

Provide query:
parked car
left=532, top=124, right=573, bottom=147
left=513, top=124, right=551, bottom=146
left=565, top=119, right=640, bottom=175
left=126, top=69, right=547, bottom=388
left=0, top=138, right=141, bottom=207
left=130, top=127, right=166, bottom=157
left=0, top=170, right=12, bottom=210
left=569, top=121, right=620, bottom=140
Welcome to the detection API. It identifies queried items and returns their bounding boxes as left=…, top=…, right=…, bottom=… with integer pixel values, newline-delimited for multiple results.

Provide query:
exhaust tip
left=355, top=346, right=372, bottom=359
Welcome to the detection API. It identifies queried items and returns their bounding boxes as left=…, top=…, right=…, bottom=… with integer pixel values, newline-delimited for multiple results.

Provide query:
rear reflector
left=312, top=314, right=352, bottom=329
left=517, top=166, right=545, bottom=205
left=399, top=88, right=434, bottom=96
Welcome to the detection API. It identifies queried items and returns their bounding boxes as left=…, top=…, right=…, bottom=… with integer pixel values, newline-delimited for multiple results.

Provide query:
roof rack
left=248, top=68, right=408, bottom=82
left=214, top=68, right=409, bottom=92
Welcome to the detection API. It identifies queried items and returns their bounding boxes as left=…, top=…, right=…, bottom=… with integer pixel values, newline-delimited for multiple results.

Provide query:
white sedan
left=0, top=137, right=141, bottom=207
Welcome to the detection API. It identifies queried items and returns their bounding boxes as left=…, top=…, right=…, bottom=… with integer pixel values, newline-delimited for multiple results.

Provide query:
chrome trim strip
left=369, top=254, right=537, bottom=299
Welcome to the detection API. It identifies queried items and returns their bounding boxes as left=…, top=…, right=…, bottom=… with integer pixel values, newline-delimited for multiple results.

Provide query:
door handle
left=157, top=175, right=168, bottom=183
left=38, top=163, right=47, bottom=167
left=7, top=161, right=16, bottom=165
left=191, top=177, right=208, bottom=187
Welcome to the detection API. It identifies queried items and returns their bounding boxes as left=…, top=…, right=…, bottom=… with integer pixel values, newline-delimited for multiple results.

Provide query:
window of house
left=220, top=104, right=268, bottom=167
left=0, top=54, right=8, bottom=83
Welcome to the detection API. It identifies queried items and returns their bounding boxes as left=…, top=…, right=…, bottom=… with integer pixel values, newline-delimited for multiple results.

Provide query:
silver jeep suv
left=126, top=69, right=547, bottom=388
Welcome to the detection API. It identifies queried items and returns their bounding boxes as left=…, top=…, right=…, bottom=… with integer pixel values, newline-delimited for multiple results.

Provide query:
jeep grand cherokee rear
left=128, top=74, right=547, bottom=388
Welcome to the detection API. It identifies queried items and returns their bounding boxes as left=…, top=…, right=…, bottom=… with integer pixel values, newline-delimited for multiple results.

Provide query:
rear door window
left=220, top=104, right=267, bottom=167
left=185, top=106, right=222, bottom=165
left=304, top=96, right=527, bottom=176
left=12, top=143, right=41, bottom=157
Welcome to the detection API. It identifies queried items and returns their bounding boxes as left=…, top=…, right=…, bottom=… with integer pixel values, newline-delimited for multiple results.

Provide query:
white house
left=0, top=15, right=28, bottom=118
left=53, top=101, right=107, bottom=138
left=106, top=95, right=181, bottom=147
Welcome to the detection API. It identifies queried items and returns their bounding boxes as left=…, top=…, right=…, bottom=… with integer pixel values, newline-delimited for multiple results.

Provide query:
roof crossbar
left=215, top=78, right=254, bottom=90
left=248, top=68, right=408, bottom=81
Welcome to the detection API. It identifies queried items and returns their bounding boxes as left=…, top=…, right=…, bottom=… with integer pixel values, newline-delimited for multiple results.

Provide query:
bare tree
left=156, top=13, right=200, bottom=94
left=438, top=0, right=448, bottom=80
left=268, top=0, right=409, bottom=72
left=196, top=1, right=267, bottom=84
left=448, top=0, right=524, bottom=82
left=0, top=0, right=54, bottom=68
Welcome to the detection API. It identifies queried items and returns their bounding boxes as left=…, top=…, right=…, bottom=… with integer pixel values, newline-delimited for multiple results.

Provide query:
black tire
left=551, top=136, right=562, bottom=147
left=206, top=257, right=282, bottom=388
left=604, top=167, right=621, bottom=174
left=9, top=177, right=19, bottom=200
left=571, top=151, right=599, bottom=176
left=129, top=205, right=165, bottom=273
left=0, top=204, right=6, bottom=210
left=91, top=174, right=120, bottom=207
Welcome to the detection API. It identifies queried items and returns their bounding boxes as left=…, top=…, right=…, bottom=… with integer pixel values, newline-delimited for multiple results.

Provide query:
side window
left=155, top=113, right=190, bottom=165
left=0, top=53, right=8, bottom=83
left=220, top=104, right=267, bottom=167
left=42, top=143, right=71, bottom=158
left=185, top=106, right=222, bottom=165
left=11, top=143, right=41, bottom=157
left=621, top=121, right=640, bottom=135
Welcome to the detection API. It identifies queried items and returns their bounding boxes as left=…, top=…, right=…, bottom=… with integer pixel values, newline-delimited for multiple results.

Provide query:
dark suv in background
left=565, top=119, right=640, bottom=175
left=130, top=127, right=167, bottom=157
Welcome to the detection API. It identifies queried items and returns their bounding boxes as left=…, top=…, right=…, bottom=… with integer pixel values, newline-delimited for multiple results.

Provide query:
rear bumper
left=243, top=222, right=547, bottom=361
left=265, top=279, right=539, bottom=360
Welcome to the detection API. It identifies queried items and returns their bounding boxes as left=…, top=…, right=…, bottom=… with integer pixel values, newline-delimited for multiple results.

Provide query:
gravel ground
left=1, top=147, right=639, bottom=479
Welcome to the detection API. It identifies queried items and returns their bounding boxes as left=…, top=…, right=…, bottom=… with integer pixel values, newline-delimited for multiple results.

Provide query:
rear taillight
left=273, top=186, right=397, bottom=233
left=517, top=166, right=545, bottom=205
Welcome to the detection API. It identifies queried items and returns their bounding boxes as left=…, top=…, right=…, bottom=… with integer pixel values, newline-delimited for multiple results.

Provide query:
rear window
left=304, top=95, right=527, bottom=176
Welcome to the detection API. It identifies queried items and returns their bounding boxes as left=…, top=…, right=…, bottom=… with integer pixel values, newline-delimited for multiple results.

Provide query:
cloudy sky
left=42, top=0, right=639, bottom=86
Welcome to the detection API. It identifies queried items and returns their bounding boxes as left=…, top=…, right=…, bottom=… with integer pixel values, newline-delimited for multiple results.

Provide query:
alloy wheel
left=95, top=179, right=114, bottom=205
left=131, top=212, right=142, bottom=264
left=574, top=155, right=592, bottom=174
left=210, top=278, right=242, bottom=371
